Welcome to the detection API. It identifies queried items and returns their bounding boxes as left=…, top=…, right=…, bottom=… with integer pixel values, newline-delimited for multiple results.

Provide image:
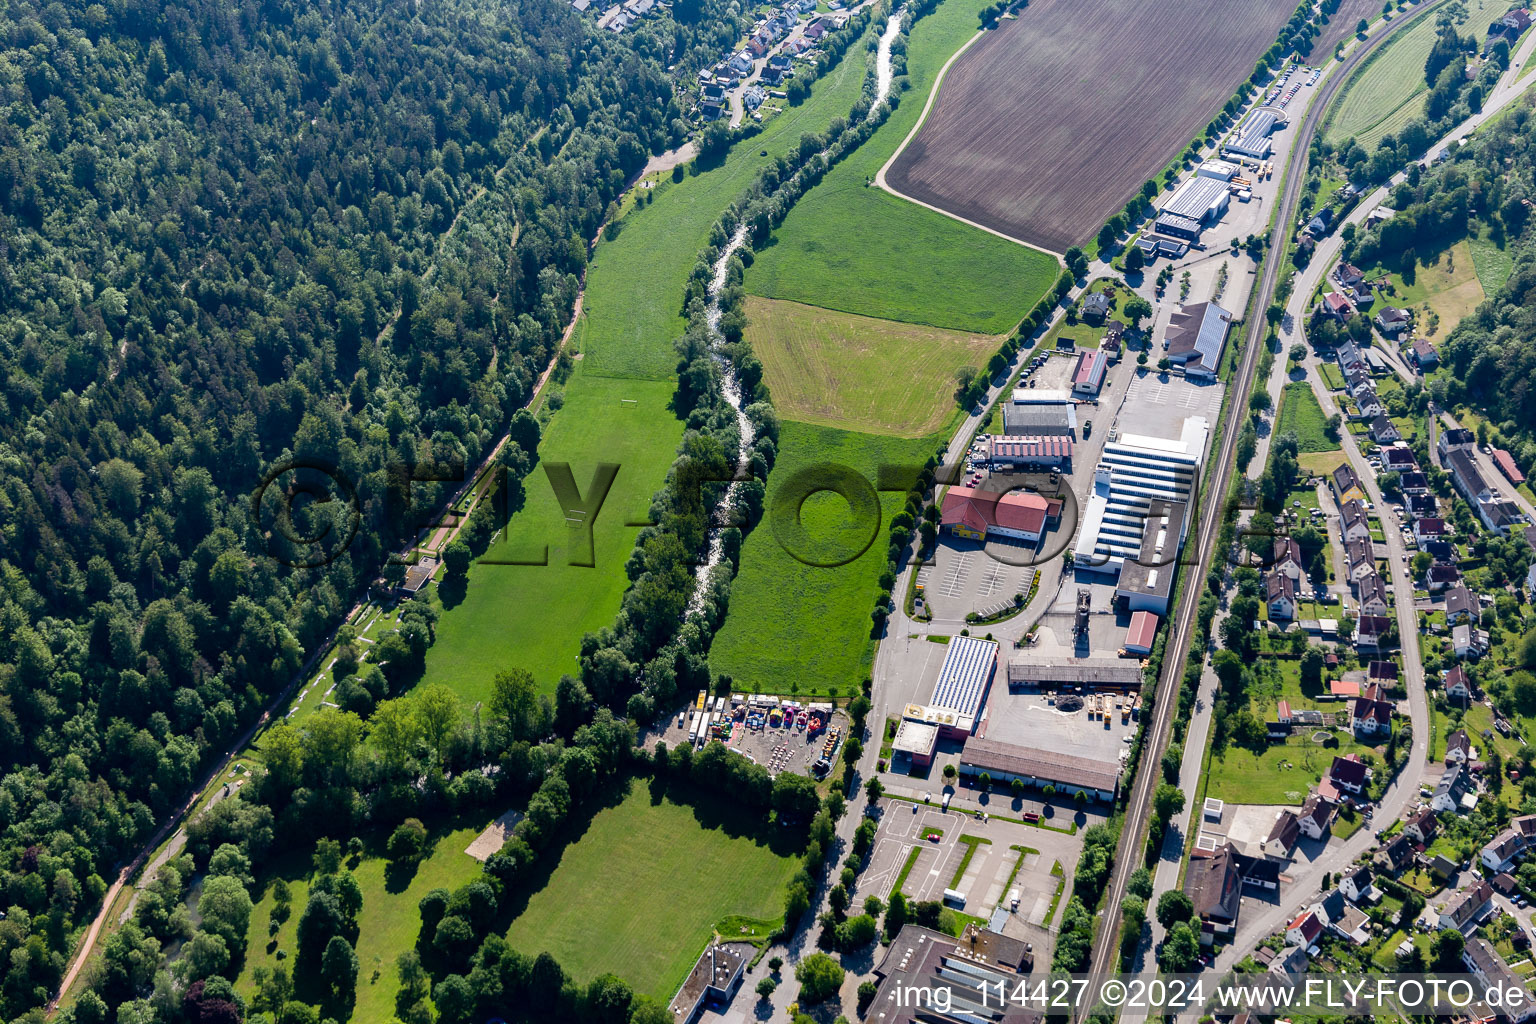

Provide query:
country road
left=1081, top=0, right=1454, bottom=1002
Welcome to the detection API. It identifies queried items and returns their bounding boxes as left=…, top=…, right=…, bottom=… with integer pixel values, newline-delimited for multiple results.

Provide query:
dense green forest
left=0, top=0, right=752, bottom=1018
left=1345, top=99, right=1536, bottom=464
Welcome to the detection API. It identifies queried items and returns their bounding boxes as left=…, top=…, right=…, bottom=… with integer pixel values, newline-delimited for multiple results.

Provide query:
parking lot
left=860, top=801, right=1081, bottom=939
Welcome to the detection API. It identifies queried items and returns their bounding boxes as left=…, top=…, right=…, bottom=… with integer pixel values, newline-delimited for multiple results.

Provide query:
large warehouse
left=988, top=435, right=1074, bottom=468
left=1154, top=176, right=1230, bottom=239
left=1115, top=499, right=1187, bottom=614
left=939, top=485, right=1055, bottom=543
left=1224, top=109, right=1279, bottom=159
left=1002, top=401, right=1076, bottom=436
left=1164, top=301, right=1233, bottom=380
left=958, top=737, right=1121, bottom=802
left=1073, top=420, right=1207, bottom=574
left=904, top=634, right=998, bottom=738
left=1005, top=658, right=1144, bottom=691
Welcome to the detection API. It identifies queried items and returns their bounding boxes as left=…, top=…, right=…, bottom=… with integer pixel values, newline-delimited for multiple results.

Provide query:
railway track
left=1080, top=0, right=1450, bottom=999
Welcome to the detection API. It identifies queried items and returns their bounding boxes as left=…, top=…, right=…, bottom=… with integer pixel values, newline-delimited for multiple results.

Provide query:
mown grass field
left=1466, top=226, right=1516, bottom=294
left=744, top=295, right=990, bottom=436
left=1324, top=0, right=1507, bottom=147
left=1206, top=734, right=1381, bottom=804
left=710, top=420, right=938, bottom=690
left=418, top=375, right=683, bottom=699
left=1276, top=381, right=1340, bottom=453
left=1365, top=238, right=1486, bottom=338
left=578, top=21, right=877, bottom=380
left=744, top=0, right=1059, bottom=334
left=239, top=821, right=486, bottom=1024
left=504, top=780, right=800, bottom=999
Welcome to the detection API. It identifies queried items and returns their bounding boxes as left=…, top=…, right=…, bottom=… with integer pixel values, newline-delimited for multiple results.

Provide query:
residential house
left=1285, top=908, right=1325, bottom=947
left=1337, top=340, right=1370, bottom=374
left=1298, top=793, right=1337, bottom=840
left=1368, top=661, right=1399, bottom=686
left=1399, top=471, right=1431, bottom=497
left=1354, top=387, right=1386, bottom=420
left=1342, top=865, right=1375, bottom=903
left=1438, top=427, right=1477, bottom=459
left=1413, top=517, right=1448, bottom=546
left=1444, top=728, right=1472, bottom=764
left=1321, top=292, right=1353, bottom=321
left=1345, top=537, right=1377, bottom=581
left=1403, top=806, right=1438, bottom=845
left=1445, top=585, right=1477, bottom=625
left=1482, top=828, right=1525, bottom=873
left=726, top=50, right=753, bottom=74
left=1081, top=292, right=1111, bottom=323
left=1329, top=754, right=1370, bottom=795
left=1444, top=666, right=1472, bottom=702
left=742, top=84, right=766, bottom=111
left=1438, top=880, right=1494, bottom=933
left=1337, top=465, right=1374, bottom=511
left=1382, top=446, right=1419, bottom=472
left=1266, top=571, right=1298, bottom=620
left=1335, top=262, right=1366, bottom=290
left=1264, top=811, right=1302, bottom=858
left=1409, top=337, right=1439, bottom=369
left=1325, top=900, right=1372, bottom=945
left=1351, top=694, right=1393, bottom=736
left=1424, top=562, right=1462, bottom=592
left=1184, top=843, right=1242, bottom=945
left=1269, top=944, right=1310, bottom=979
left=1464, top=937, right=1536, bottom=1023
left=1370, top=415, right=1402, bottom=444
left=1375, top=832, right=1415, bottom=872
left=1452, top=622, right=1488, bottom=659
left=1356, top=614, right=1392, bottom=650
left=1431, top=763, right=1474, bottom=813
left=1357, top=571, right=1389, bottom=617
left=1272, top=537, right=1306, bottom=580
left=1374, top=306, right=1410, bottom=335
left=1340, top=500, right=1372, bottom=542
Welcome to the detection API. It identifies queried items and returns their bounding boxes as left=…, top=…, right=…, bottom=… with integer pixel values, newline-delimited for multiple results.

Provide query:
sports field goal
left=619, top=397, right=638, bottom=406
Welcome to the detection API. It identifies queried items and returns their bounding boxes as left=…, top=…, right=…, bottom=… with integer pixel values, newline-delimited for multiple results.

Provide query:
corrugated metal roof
left=1162, top=176, right=1230, bottom=221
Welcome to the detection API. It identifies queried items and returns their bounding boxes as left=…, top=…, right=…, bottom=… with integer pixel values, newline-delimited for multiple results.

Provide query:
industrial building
left=1114, top=498, right=1187, bottom=614
left=1073, top=421, right=1207, bottom=574
left=957, top=736, right=1120, bottom=801
left=1071, top=348, right=1109, bottom=396
left=868, top=927, right=1042, bottom=1024
left=890, top=718, right=939, bottom=768
left=1154, top=176, right=1230, bottom=239
left=939, top=485, right=1056, bottom=543
left=1164, top=301, right=1233, bottom=380
left=668, top=942, right=753, bottom=1024
left=1124, top=610, right=1160, bottom=654
left=1224, top=108, right=1280, bottom=159
left=1005, top=658, right=1144, bottom=691
left=903, top=634, right=998, bottom=738
left=1002, top=400, right=1076, bottom=436
left=1197, top=159, right=1240, bottom=181
left=987, top=435, right=1073, bottom=468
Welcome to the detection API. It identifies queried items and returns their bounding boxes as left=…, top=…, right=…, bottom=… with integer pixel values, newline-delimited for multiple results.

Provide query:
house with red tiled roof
left=941, top=486, right=1051, bottom=543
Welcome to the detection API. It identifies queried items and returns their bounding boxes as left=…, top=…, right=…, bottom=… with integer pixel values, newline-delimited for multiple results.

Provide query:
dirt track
left=884, top=0, right=1296, bottom=252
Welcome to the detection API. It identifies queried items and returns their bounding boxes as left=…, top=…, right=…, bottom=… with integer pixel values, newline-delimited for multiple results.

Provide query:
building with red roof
left=1124, top=611, right=1159, bottom=654
left=1493, top=448, right=1526, bottom=485
left=940, top=486, right=1051, bottom=543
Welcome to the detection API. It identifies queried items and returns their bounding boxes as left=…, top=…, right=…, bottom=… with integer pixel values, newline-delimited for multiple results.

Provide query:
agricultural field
left=883, top=0, right=1297, bottom=253
left=1276, top=381, right=1341, bottom=453
left=744, top=296, right=992, bottom=435
left=1304, top=0, right=1376, bottom=61
left=577, top=22, right=876, bottom=380
left=1363, top=239, right=1486, bottom=339
left=1324, top=0, right=1508, bottom=147
left=418, top=375, right=683, bottom=700
left=503, top=781, right=801, bottom=999
left=745, top=0, right=1059, bottom=334
left=238, top=821, right=487, bottom=1024
left=710, top=421, right=938, bottom=691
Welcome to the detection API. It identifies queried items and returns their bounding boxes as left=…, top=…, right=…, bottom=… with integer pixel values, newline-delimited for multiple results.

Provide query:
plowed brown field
left=884, top=0, right=1296, bottom=252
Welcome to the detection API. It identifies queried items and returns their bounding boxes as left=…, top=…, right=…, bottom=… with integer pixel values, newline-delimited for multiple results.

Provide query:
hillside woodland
left=0, top=0, right=750, bottom=1018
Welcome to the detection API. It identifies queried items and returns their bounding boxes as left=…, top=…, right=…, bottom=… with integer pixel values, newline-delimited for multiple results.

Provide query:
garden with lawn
left=709, top=420, right=937, bottom=692
left=1361, top=239, right=1486, bottom=343
left=744, top=0, right=1059, bottom=334
left=502, top=780, right=802, bottom=999
left=1275, top=382, right=1340, bottom=453
left=1206, top=733, right=1384, bottom=805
